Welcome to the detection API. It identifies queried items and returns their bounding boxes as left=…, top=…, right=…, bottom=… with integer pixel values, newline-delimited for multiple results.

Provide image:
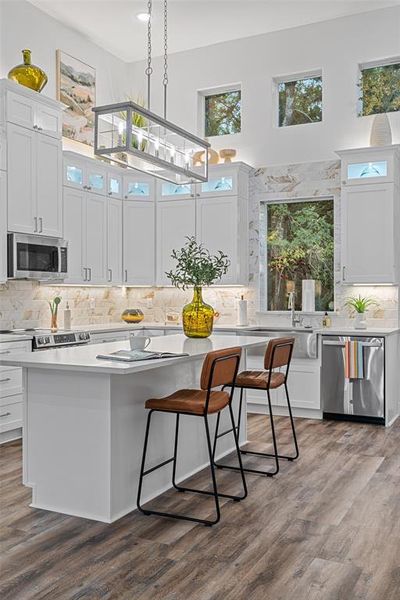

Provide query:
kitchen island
left=1, top=334, right=270, bottom=523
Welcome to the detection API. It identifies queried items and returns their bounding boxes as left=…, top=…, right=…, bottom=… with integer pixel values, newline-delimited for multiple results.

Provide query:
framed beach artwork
left=56, top=50, right=96, bottom=146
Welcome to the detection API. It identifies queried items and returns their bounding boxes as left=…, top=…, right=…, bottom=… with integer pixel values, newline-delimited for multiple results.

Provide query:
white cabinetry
left=338, top=146, right=400, bottom=285
left=63, top=152, right=107, bottom=196
left=2, top=80, right=63, bottom=238
left=107, top=199, right=123, bottom=284
left=0, top=170, right=6, bottom=283
left=63, top=187, right=107, bottom=284
left=0, top=339, right=31, bottom=442
left=156, top=197, right=196, bottom=285
left=156, top=163, right=250, bottom=285
left=123, top=199, right=155, bottom=285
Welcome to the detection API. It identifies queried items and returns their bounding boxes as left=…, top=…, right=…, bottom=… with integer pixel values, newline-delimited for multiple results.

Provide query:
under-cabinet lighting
left=136, top=12, right=150, bottom=22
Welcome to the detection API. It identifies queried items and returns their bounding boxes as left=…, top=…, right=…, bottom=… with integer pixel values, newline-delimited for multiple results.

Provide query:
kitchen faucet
left=288, top=291, right=302, bottom=327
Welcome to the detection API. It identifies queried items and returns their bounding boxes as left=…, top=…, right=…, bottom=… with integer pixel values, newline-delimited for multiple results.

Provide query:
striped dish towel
left=343, top=340, right=364, bottom=379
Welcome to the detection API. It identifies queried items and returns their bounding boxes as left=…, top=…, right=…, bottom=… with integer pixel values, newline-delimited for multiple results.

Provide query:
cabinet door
left=156, top=198, right=195, bottom=285
left=0, top=125, right=6, bottom=171
left=64, top=155, right=85, bottom=190
left=34, top=104, right=61, bottom=139
left=85, top=194, right=108, bottom=284
left=107, top=171, right=123, bottom=199
left=63, top=188, right=86, bottom=284
left=36, top=134, right=63, bottom=237
left=286, top=360, right=320, bottom=410
left=7, top=123, right=36, bottom=234
left=123, top=201, right=155, bottom=285
left=6, top=90, right=35, bottom=130
left=0, top=171, right=7, bottom=283
left=197, top=172, right=237, bottom=197
left=342, top=183, right=396, bottom=283
left=196, top=196, right=237, bottom=284
left=86, top=164, right=107, bottom=196
left=107, top=198, right=123, bottom=284
left=159, top=181, right=194, bottom=200
left=123, top=176, right=153, bottom=200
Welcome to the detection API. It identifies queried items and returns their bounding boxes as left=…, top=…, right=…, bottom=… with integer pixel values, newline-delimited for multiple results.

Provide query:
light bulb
left=118, top=122, right=124, bottom=135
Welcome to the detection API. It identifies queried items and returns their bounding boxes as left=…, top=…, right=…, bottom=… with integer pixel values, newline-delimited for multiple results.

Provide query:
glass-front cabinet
left=63, top=152, right=107, bottom=195
left=159, top=167, right=238, bottom=200
left=123, top=174, right=154, bottom=200
left=107, top=171, right=123, bottom=198
left=339, top=146, right=399, bottom=186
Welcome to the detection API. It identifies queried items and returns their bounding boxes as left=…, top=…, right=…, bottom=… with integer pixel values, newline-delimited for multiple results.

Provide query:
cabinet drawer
left=90, top=331, right=130, bottom=344
left=0, top=400, right=23, bottom=433
left=0, top=341, right=30, bottom=372
left=0, top=369, right=22, bottom=399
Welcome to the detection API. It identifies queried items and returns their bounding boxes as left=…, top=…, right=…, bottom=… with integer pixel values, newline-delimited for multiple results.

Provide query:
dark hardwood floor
left=1, top=414, right=400, bottom=600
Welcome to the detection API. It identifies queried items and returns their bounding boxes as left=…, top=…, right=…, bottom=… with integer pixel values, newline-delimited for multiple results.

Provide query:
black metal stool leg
left=284, top=382, right=299, bottom=461
left=137, top=410, right=154, bottom=514
left=228, top=402, right=247, bottom=499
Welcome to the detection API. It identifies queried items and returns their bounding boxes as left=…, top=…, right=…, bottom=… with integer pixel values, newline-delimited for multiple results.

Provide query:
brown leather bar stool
left=214, top=337, right=299, bottom=477
left=136, top=347, right=247, bottom=526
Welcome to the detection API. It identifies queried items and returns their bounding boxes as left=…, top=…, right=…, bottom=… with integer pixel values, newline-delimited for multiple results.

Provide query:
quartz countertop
left=1, top=333, right=270, bottom=375
left=0, top=334, right=33, bottom=343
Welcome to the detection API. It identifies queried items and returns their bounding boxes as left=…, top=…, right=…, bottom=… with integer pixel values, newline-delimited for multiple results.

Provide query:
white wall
left=130, top=6, right=400, bottom=167
left=0, top=0, right=129, bottom=108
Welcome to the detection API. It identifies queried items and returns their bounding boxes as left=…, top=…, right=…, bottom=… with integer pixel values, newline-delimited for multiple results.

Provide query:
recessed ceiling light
left=137, top=12, right=150, bottom=22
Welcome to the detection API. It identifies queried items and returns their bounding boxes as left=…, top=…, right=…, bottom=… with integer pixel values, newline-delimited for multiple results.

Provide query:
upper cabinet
left=63, top=152, right=108, bottom=196
left=337, top=146, right=400, bottom=285
left=1, top=80, right=63, bottom=238
left=0, top=170, right=7, bottom=283
left=1, top=80, right=61, bottom=139
left=155, top=163, right=250, bottom=285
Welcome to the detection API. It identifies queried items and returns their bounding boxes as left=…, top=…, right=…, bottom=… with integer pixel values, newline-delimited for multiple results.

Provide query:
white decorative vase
left=370, top=113, right=392, bottom=147
left=354, top=312, right=367, bottom=330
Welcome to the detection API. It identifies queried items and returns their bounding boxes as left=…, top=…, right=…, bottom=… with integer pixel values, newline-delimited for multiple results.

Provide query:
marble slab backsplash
left=0, top=281, right=257, bottom=330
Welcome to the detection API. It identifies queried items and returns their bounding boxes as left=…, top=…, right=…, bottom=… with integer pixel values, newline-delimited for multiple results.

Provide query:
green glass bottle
left=8, top=49, right=48, bottom=93
left=182, top=287, right=214, bottom=338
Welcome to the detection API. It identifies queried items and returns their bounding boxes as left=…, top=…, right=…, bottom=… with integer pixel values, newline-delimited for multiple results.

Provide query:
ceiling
left=28, top=0, right=400, bottom=62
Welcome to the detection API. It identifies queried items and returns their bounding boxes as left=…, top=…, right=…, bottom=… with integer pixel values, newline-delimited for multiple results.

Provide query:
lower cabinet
left=63, top=187, right=108, bottom=284
left=245, top=356, right=320, bottom=412
left=0, top=340, right=31, bottom=442
left=123, top=200, right=155, bottom=285
left=0, top=170, right=7, bottom=283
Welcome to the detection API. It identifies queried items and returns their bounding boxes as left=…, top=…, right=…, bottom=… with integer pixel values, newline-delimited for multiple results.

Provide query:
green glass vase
left=182, top=287, right=214, bottom=338
left=8, top=49, right=48, bottom=93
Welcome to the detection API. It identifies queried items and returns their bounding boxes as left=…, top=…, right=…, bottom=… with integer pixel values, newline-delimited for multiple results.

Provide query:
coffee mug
left=130, top=335, right=151, bottom=351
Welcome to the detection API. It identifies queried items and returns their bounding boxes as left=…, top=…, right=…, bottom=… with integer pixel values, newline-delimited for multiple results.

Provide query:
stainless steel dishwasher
left=321, top=336, right=385, bottom=424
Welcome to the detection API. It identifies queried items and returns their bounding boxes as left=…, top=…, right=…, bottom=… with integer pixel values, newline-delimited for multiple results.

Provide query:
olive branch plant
left=165, top=237, right=230, bottom=290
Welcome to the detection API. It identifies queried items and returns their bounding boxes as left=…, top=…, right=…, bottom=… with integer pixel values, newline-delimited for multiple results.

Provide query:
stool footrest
left=216, top=426, right=238, bottom=440
left=241, top=449, right=298, bottom=461
left=215, top=462, right=276, bottom=477
left=174, top=484, right=245, bottom=501
left=143, top=457, right=174, bottom=477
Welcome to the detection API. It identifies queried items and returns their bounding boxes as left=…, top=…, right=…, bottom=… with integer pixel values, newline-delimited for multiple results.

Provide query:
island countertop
left=1, top=334, right=271, bottom=375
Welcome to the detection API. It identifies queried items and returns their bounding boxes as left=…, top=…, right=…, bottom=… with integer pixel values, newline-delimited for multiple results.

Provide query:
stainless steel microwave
left=7, top=233, right=68, bottom=280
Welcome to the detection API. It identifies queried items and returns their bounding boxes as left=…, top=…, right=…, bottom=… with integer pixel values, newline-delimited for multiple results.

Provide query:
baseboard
left=0, top=427, right=22, bottom=445
left=247, top=403, right=322, bottom=420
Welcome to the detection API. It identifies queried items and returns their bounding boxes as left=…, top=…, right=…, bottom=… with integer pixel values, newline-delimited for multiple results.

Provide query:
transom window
left=277, top=74, right=322, bottom=127
left=360, top=59, right=400, bottom=116
left=261, top=199, right=334, bottom=311
left=204, top=89, right=241, bottom=137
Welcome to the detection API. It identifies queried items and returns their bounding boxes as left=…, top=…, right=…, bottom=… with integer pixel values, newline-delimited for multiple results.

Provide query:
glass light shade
left=93, top=101, right=209, bottom=185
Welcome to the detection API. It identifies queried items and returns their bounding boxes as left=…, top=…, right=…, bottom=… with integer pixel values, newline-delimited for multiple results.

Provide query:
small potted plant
left=166, top=237, right=230, bottom=338
left=345, top=295, right=378, bottom=330
left=48, top=296, right=62, bottom=332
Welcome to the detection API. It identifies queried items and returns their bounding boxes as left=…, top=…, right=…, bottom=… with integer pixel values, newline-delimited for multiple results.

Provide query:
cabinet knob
left=342, top=180, right=346, bottom=185
left=108, top=191, right=112, bottom=196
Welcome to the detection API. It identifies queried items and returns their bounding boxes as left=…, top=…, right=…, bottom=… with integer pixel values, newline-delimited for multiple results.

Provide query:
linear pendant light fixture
left=93, top=0, right=209, bottom=185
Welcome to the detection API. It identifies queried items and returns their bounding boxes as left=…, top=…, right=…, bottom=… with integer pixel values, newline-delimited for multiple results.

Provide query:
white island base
left=14, top=335, right=270, bottom=523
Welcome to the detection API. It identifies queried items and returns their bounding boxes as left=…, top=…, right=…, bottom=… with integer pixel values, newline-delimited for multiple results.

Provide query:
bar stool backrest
left=264, top=337, right=295, bottom=371
left=200, top=347, right=242, bottom=391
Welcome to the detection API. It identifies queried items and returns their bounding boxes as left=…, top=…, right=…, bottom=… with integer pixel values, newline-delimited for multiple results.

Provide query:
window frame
left=198, top=83, right=242, bottom=138
left=358, top=56, right=400, bottom=117
left=259, top=195, right=335, bottom=313
left=273, top=69, right=323, bottom=128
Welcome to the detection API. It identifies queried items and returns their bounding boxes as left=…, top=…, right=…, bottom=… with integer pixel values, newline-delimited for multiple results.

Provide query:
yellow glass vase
left=8, top=49, right=48, bottom=93
left=182, top=287, right=214, bottom=338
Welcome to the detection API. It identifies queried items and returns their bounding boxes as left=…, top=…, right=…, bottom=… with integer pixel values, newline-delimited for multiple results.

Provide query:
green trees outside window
left=278, top=76, right=322, bottom=127
left=360, top=63, right=400, bottom=116
left=266, top=200, right=334, bottom=311
left=204, top=90, right=241, bottom=137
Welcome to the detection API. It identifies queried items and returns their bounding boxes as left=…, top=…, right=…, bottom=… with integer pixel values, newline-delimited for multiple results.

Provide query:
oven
left=7, top=233, right=68, bottom=280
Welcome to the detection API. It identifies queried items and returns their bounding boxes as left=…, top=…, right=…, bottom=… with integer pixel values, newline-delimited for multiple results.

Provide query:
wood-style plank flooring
left=1, top=414, right=400, bottom=599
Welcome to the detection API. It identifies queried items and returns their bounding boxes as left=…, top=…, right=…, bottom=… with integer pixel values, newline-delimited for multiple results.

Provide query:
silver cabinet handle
left=108, top=268, right=112, bottom=282
left=34, top=216, right=38, bottom=232
left=124, top=269, right=128, bottom=282
left=83, top=267, right=88, bottom=281
left=0, top=350, right=11, bottom=355
left=0, top=412, right=11, bottom=418
left=342, top=266, right=346, bottom=281
left=39, top=217, right=43, bottom=233
left=88, top=267, right=92, bottom=281
left=323, top=340, right=383, bottom=348
left=0, top=378, right=11, bottom=383
left=33, top=124, right=38, bottom=130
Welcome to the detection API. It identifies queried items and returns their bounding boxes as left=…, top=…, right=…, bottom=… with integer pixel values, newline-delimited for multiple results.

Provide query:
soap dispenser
left=64, top=301, right=72, bottom=330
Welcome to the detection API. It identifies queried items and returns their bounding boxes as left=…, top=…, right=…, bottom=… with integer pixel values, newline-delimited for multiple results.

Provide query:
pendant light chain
left=163, top=0, right=169, bottom=119
left=145, top=0, right=153, bottom=110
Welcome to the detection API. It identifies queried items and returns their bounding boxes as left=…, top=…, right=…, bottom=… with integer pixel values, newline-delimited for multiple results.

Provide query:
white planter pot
left=354, top=312, right=367, bottom=330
